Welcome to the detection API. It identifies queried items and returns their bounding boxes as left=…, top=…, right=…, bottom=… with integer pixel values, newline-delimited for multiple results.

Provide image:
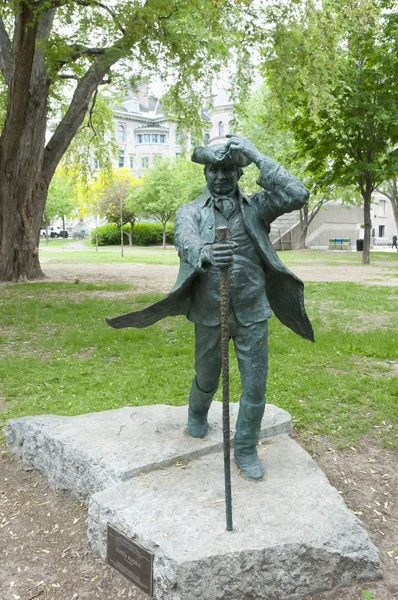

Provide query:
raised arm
left=227, top=134, right=309, bottom=222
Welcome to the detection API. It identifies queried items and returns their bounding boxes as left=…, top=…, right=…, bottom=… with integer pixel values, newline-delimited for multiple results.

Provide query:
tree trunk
left=0, top=7, right=51, bottom=281
left=0, top=79, right=50, bottom=280
left=127, top=220, right=135, bottom=246
left=162, top=224, right=166, bottom=250
left=361, top=183, right=372, bottom=265
left=0, top=177, right=48, bottom=281
left=390, top=178, right=398, bottom=235
left=299, top=207, right=307, bottom=249
left=0, top=7, right=127, bottom=281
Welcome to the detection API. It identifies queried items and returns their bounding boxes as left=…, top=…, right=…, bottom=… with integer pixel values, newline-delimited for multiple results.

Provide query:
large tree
left=131, top=157, right=204, bottom=248
left=97, top=168, right=142, bottom=246
left=44, top=170, right=78, bottom=235
left=0, top=0, right=252, bottom=281
left=236, top=86, right=360, bottom=248
left=259, top=0, right=398, bottom=263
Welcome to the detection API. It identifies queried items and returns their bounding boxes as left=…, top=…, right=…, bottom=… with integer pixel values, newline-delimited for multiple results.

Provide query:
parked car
left=40, top=226, right=66, bottom=238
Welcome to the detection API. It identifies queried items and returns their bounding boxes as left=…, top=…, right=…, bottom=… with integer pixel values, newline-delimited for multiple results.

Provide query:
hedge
left=90, top=222, right=175, bottom=246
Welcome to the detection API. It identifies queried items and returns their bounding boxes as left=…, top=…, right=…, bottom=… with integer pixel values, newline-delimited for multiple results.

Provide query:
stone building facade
left=110, top=86, right=234, bottom=178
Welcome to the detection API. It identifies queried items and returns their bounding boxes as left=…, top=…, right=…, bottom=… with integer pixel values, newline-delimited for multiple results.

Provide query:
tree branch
left=43, top=44, right=125, bottom=182
left=375, top=185, right=392, bottom=201
left=76, top=0, right=126, bottom=34
left=0, top=16, right=12, bottom=85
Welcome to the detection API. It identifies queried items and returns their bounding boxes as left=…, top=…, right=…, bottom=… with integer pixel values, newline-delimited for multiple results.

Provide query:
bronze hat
left=191, top=143, right=252, bottom=168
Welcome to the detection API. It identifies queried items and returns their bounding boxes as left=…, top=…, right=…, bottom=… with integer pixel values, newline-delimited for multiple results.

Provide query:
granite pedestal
left=6, top=404, right=381, bottom=599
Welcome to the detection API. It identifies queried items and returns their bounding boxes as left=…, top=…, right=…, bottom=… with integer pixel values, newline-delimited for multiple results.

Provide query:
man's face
left=205, top=164, right=239, bottom=196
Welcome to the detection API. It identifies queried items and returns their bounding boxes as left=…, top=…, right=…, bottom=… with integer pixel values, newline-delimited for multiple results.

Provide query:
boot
left=234, top=401, right=266, bottom=481
left=187, top=378, right=217, bottom=438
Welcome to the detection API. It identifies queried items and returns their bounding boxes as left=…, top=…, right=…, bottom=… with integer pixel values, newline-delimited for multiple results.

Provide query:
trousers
left=190, top=315, right=268, bottom=422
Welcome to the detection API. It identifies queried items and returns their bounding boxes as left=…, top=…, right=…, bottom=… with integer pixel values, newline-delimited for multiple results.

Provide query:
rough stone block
left=6, top=403, right=291, bottom=501
left=88, top=436, right=381, bottom=600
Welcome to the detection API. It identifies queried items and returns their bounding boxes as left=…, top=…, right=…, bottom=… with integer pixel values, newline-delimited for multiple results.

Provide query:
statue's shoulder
left=177, top=188, right=208, bottom=216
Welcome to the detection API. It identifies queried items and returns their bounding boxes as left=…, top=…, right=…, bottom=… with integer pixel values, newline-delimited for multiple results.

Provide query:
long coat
left=106, top=157, right=314, bottom=343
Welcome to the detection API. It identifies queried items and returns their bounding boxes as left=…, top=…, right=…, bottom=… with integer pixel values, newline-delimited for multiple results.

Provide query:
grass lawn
left=39, top=242, right=180, bottom=265
left=39, top=242, right=398, bottom=269
left=0, top=279, right=397, bottom=448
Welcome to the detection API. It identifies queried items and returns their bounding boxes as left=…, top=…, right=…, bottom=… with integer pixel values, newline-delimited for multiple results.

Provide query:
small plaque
left=107, top=524, right=154, bottom=596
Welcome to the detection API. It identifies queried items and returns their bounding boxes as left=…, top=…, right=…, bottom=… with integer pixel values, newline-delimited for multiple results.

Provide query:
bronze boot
left=234, top=401, right=266, bottom=480
left=187, top=378, right=216, bottom=438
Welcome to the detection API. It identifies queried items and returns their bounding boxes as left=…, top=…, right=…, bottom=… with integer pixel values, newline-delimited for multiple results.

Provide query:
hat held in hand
left=191, top=142, right=252, bottom=167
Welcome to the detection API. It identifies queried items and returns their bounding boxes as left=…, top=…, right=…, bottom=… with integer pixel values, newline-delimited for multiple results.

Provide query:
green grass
left=39, top=244, right=398, bottom=270
left=39, top=244, right=180, bottom=265
left=0, top=280, right=397, bottom=448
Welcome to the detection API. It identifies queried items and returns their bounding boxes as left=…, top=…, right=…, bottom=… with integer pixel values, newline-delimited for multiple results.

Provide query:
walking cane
left=216, top=225, right=233, bottom=531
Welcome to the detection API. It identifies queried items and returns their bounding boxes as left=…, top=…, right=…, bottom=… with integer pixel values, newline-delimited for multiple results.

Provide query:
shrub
left=90, top=223, right=130, bottom=246
left=132, top=222, right=174, bottom=246
left=90, top=222, right=174, bottom=246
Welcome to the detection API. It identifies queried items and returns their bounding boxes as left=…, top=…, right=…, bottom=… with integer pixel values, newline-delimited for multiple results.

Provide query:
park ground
left=0, top=245, right=397, bottom=600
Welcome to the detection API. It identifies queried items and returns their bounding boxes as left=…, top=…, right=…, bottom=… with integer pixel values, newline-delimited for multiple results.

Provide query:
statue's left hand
left=226, top=134, right=261, bottom=163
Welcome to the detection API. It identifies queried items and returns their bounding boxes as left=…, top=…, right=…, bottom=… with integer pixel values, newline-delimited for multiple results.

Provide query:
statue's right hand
left=209, top=241, right=236, bottom=269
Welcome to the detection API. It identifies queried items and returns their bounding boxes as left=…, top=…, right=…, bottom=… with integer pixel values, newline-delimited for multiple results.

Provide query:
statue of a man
left=107, top=134, right=314, bottom=481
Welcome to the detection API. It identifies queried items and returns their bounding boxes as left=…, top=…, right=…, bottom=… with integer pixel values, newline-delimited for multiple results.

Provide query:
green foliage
left=90, top=222, right=174, bottom=246
left=261, top=0, right=398, bottom=190
left=96, top=168, right=143, bottom=228
left=129, top=157, right=204, bottom=247
left=90, top=223, right=127, bottom=246
left=45, top=171, right=78, bottom=222
left=60, top=93, right=117, bottom=181
left=361, top=590, right=375, bottom=600
left=132, top=222, right=174, bottom=246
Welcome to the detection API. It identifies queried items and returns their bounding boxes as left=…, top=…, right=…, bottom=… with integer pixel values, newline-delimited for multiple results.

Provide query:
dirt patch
left=0, top=436, right=397, bottom=600
left=301, top=435, right=398, bottom=600
left=319, top=307, right=394, bottom=332
left=41, top=264, right=180, bottom=295
left=40, top=262, right=398, bottom=293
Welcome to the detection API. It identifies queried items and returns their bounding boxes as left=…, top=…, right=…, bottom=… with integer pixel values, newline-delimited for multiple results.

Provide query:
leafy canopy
left=130, top=158, right=205, bottom=225
left=260, top=0, right=398, bottom=193
left=45, top=170, right=78, bottom=222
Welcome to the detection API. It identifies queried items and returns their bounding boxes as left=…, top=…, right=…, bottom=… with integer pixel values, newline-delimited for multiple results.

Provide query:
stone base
left=5, top=403, right=291, bottom=501
left=88, top=436, right=381, bottom=600
left=6, top=404, right=381, bottom=599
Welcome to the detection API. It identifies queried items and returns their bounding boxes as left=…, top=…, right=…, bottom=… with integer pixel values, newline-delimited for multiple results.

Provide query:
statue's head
left=191, top=140, right=250, bottom=196
left=203, top=164, right=243, bottom=196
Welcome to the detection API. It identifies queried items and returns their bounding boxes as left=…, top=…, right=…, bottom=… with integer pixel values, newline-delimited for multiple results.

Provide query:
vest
left=187, top=201, right=272, bottom=326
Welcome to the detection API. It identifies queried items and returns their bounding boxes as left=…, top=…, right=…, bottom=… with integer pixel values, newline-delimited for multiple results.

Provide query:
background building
left=109, top=85, right=397, bottom=249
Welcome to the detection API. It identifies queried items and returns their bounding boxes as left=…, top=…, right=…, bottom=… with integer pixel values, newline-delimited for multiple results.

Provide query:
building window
left=119, top=149, right=125, bottom=168
left=378, top=225, right=385, bottom=237
left=228, top=120, right=234, bottom=134
left=137, top=134, right=143, bottom=144
left=218, top=121, right=224, bottom=137
left=141, top=156, right=149, bottom=169
left=204, top=132, right=210, bottom=145
left=160, top=134, right=166, bottom=144
left=154, top=154, right=162, bottom=163
left=379, top=200, right=386, bottom=216
left=117, top=123, right=126, bottom=143
left=129, top=154, right=134, bottom=169
left=152, top=134, right=159, bottom=143
left=93, top=157, right=99, bottom=170
left=144, top=134, right=151, bottom=143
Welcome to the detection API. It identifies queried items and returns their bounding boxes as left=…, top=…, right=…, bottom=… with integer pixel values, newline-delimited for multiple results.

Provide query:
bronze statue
left=107, top=134, right=314, bottom=481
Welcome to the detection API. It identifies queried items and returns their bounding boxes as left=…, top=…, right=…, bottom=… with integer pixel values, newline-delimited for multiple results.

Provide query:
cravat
left=214, top=196, right=236, bottom=220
